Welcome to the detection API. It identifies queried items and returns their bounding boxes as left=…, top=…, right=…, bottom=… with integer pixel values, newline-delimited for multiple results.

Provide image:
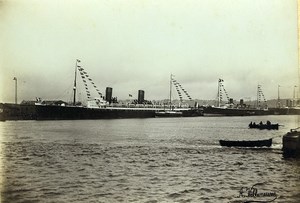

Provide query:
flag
left=13, top=77, right=17, bottom=80
left=129, top=94, right=132, bottom=97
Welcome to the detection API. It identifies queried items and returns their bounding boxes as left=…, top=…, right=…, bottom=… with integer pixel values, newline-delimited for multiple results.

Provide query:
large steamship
left=0, top=60, right=202, bottom=121
left=202, top=79, right=271, bottom=116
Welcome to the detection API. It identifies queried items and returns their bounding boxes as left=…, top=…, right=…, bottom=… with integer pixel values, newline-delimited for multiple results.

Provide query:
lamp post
left=277, top=85, right=281, bottom=108
left=294, top=85, right=298, bottom=107
left=13, top=77, right=17, bottom=104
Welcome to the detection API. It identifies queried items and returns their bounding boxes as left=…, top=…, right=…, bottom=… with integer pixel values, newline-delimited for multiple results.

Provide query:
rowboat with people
left=248, top=121, right=279, bottom=130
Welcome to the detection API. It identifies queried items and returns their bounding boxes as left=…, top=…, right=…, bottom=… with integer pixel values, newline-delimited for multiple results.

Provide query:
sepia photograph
left=0, top=0, right=300, bottom=202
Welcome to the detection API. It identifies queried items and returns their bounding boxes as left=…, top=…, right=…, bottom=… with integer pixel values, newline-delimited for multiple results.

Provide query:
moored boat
left=155, top=110, right=183, bottom=117
left=219, top=138, right=272, bottom=147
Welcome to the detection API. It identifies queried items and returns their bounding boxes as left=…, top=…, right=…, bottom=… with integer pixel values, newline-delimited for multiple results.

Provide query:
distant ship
left=0, top=60, right=202, bottom=121
left=155, top=74, right=202, bottom=117
left=202, top=79, right=271, bottom=116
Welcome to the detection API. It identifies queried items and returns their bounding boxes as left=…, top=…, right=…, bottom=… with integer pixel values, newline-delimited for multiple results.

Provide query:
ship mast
left=73, top=59, right=80, bottom=105
left=170, top=74, right=173, bottom=110
left=13, top=77, right=17, bottom=104
left=296, top=0, right=300, bottom=105
left=257, top=84, right=260, bottom=108
left=217, top=79, right=226, bottom=107
left=217, top=79, right=220, bottom=107
left=257, top=84, right=267, bottom=109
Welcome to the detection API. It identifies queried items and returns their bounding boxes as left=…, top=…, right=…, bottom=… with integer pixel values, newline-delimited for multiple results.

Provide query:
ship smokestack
left=138, top=90, right=145, bottom=104
left=105, top=87, right=113, bottom=104
left=240, top=99, right=244, bottom=105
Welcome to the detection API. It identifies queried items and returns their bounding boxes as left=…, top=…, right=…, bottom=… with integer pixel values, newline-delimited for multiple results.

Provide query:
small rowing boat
left=249, top=121, right=279, bottom=130
left=219, top=138, right=272, bottom=147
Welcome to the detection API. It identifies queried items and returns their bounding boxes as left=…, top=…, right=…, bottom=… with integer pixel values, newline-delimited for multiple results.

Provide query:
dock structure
left=282, top=128, right=300, bottom=158
left=282, top=1, right=300, bottom=157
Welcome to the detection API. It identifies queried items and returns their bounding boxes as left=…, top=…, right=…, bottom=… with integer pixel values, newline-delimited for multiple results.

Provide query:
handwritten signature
left=237, top=183, right=277, bottom=202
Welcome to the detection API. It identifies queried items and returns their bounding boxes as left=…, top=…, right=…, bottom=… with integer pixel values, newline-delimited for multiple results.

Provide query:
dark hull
left=0, top=103, right=203, bottom=120
left=204, top=106, right=300, bottom=116
left=203, top=106, right=270, bottom=116
left=268, top=107, right=300, bottom=115
left=219, top=139, right=272, bottom=147
left=36, top=105, right=157, bottom=120
left=0, top=103, right=37, bottom=120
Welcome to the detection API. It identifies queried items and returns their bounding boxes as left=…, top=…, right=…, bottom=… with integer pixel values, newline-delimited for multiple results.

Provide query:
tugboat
left=282, top=128, right=300, bottom=157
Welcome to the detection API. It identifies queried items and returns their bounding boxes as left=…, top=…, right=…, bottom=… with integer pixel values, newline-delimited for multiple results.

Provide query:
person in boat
left=259, top=121, right=263, bottom=125
left=266, top=120, right=271, bottom=125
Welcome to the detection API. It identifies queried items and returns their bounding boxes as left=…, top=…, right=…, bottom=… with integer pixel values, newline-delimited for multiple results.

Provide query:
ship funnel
left=105, top=87, right=113, bottom=104
left=138, top=90, right=145, bottom=104
left=240, top=99, right=244, bottom=105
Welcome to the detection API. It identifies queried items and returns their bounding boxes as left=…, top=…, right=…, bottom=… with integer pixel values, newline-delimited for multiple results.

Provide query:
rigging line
left=78, top=68, right=103, bottom=98
left=173, top=81, right=183, bottom=102
left=172, top=79, right=192, bottom=101
left=53, top=82, right=74, bottom=101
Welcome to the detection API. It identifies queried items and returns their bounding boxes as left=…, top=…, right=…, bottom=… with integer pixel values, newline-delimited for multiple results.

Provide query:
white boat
left=155, top=110, right=183, bottom=117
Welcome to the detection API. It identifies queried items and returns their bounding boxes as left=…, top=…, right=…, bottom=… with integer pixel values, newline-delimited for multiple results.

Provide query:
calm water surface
left=1, top=115, right=300, bottom=202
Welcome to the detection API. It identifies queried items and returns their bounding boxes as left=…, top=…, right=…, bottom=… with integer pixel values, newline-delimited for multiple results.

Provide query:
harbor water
left=1, top=115, right=300, bottom=202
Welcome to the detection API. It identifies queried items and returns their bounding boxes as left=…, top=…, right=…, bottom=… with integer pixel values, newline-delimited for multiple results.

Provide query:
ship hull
left=203, top=106, right=270, bottom=116
left=203, top=106, right=300, bottom=116
left=35, top=105, right=156, bottom=120
left=0, top=103, right=203, bottom=120
left=0, top=103, right=37, bottom=120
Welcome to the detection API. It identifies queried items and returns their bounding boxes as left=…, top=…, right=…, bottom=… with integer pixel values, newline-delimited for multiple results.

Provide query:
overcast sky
left=0, top=0, right=298, bottom=103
